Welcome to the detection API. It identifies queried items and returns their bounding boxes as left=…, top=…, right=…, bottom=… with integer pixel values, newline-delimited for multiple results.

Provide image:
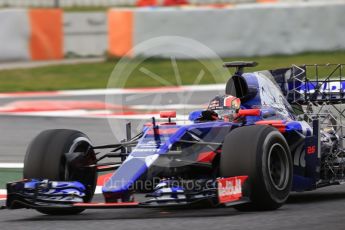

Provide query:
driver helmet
left=207, top=95, right=241, bottom=121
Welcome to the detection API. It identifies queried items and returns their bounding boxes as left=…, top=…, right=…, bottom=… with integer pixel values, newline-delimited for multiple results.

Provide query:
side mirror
left=238, top=109, right=261, bottom=117
left=160, top=111, right=176, bottom=123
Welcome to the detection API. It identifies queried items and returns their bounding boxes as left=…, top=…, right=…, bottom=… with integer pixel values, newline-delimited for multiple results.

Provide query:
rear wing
left=266, top=64, right=345, bottom=147
left=265, top=64, right=345, bottom=105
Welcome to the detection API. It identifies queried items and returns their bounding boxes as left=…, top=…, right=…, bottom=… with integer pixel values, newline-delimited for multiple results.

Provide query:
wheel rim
left=62, top=137, right=96, bottom=201
left=267, top=143, right=289, bottom=191
left=63, top=137, right=92, bottom=180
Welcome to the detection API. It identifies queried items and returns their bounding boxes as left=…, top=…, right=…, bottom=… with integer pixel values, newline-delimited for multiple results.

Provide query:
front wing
left=5, top=176, right=249, bottom=210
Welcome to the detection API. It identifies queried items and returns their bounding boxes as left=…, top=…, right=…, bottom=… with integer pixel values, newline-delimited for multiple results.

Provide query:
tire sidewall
left=220, top=125, right=293, bottom=210
left=60, top=133, right=97, bottom=201
left=256, top=130, right=293, bottom=204
left=56, top=133, right=89, bottom=180
left=24, top=129, right=97, bottom=210
left=24, top=130, right=93, bottom=180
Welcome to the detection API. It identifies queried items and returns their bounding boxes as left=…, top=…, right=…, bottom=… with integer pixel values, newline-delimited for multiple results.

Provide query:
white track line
left=130, top=104, right=203, bottom=110
left=0, top=163, right=23, bottom=168
left=54, top=84, right=224, bottom=96
left=95, top=114, right=190, bottom=120
left=0, top=111, right=191, bottom=120
left=95, top=186, right=102, bottom=194
left=0, top=84, right=225, bottom=98
left=0, top=189, right=7, bottom=201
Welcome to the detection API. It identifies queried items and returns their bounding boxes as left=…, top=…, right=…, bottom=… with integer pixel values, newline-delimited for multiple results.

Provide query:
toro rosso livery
left=6, top=62, right=345, bottom=214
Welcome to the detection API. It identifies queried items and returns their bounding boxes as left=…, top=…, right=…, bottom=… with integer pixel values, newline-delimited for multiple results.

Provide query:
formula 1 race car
left=6, top=62, right=345, bottom=215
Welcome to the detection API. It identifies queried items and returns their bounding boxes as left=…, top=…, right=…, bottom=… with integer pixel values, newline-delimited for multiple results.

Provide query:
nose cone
left=102, top=156, right=151, bottom=194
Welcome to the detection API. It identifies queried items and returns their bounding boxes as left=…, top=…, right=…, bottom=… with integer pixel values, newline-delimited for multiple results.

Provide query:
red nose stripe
left=147, top=128, right=178, bottom=135
left=97, top=173, right=113, bottom=186
left=197, top=151, right=216, bottom=163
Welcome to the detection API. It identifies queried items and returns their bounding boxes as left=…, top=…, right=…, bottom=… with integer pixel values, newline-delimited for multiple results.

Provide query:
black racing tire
left=220, top=125, right=292, bottom=211
left=23, top=129, right=97, bottom=215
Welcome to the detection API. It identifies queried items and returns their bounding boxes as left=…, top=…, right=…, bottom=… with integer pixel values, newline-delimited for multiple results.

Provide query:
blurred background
left=0, top=0, right=344, bottom=156
left=0, top=0, right=344, bottom=91
left=0, top=0, right=345, bottom=187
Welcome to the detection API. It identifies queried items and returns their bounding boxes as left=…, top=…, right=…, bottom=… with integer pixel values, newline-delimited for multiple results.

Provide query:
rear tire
left=220, top=125, right=292, bottom=210
left=24, top=129, right=97, bottom=215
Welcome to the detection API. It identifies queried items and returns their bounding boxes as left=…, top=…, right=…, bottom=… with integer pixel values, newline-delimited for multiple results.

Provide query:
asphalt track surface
left=0, top=90, right=218, bottom=162
left=2, top=90, right=345, bottom=229
left=2, top=186, right=345, bottom=230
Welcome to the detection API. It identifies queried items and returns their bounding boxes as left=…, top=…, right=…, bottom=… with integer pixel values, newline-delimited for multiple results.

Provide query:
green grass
left=0, top=51, right=345, bottom=92
left=0, top=169, right=22, bottom=189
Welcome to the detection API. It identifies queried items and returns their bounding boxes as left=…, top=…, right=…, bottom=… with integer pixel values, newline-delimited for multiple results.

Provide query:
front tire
left=220, top=125, right=292, bottom=210
left=23, top=129, right=97, bottom=215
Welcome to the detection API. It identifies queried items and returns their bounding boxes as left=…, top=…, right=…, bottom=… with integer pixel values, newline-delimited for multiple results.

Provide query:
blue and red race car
left=6, top=62, right=345, bottom=214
